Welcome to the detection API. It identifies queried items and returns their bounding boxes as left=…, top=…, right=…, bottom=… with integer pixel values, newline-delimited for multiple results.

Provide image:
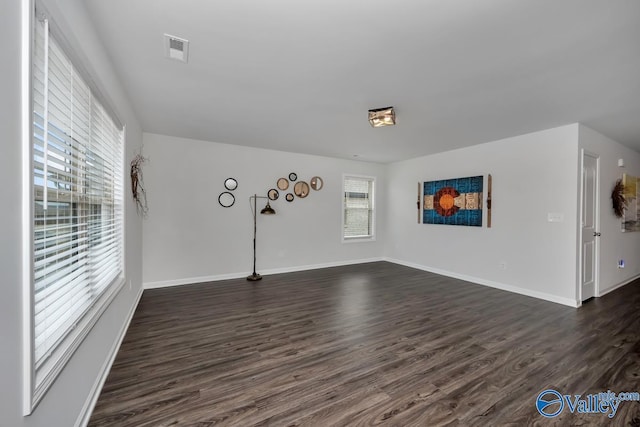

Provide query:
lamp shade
left=368, top=106, right=395, bottom=127
left=260, top=201, right=275, bottom=215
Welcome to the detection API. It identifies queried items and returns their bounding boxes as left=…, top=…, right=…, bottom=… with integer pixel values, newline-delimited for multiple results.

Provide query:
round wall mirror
left=294, top=181, right=310, bottom=198
left=285, top=193, right=294, bottom=202
left=277, top=178, right=289, bottom=191
left=289, top=172, right=298, bottom=182
left=218, top=192, right=235, bottom=207
left=310, top=176, right=323, bottom=191
left=224, top=178, right=238, bottom=191
left=268, top=188, right=279, bottom=200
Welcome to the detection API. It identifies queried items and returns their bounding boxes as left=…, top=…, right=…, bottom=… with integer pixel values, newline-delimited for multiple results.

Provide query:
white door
left=581, top=152, right=599, bottom=301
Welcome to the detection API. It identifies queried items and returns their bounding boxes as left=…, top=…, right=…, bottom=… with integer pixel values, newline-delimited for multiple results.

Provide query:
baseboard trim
left=385, top=258, right=579, bottom=308
left=144, top=272, right=248, bottom=289
left=143, top=257, right=583, bottom=307
left=74, top=287, right=143, bottom=427
left=143, top=257, right=386, bottom=289
left=598, top=273, right=640, bottom=297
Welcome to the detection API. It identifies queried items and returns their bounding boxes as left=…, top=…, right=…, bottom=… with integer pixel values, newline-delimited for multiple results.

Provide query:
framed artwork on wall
left=423, top=175, right=483, bottom=226
left=622, top=173, right=640, bottom=232
left=417, top=182, right=422, bottom=224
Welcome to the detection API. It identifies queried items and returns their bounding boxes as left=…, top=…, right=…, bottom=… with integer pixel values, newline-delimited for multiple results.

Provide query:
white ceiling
left=85, top=0, right=640, bottom=163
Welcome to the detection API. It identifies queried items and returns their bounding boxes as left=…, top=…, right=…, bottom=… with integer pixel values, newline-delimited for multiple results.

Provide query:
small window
left=343, top=175, right=375, bottom=241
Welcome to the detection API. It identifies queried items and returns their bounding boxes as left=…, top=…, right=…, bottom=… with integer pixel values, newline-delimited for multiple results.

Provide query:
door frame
left=578, top=149, right=600, bottom=303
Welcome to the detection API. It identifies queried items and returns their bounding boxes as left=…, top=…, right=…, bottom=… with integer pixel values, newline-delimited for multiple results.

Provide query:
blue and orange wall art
left=423, top=175, right=483, bottom=226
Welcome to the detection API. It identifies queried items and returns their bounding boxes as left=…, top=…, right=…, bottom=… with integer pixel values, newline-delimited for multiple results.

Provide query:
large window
left=26, top=13, right=124, bottom=410
left=343, top=175, right=375, bottom=240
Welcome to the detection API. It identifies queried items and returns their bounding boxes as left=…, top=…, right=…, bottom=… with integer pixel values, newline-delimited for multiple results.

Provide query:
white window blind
left=29, top=15, right=124, bottom=405
left=343, top=176, right=375, bottom=239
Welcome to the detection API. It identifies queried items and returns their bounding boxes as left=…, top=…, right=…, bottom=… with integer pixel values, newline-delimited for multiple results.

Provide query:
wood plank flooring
left=89, top=262, right=640, bottom=426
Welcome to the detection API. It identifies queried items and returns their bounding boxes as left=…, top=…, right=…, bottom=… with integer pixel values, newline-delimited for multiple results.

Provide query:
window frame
left=22, top=3, right=126, bottom=414
left=342, top=174, right=376, bottom=243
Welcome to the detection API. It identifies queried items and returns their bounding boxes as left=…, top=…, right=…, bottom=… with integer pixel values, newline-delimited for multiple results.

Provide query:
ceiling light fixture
left=368, top=106, right=395, bottom=127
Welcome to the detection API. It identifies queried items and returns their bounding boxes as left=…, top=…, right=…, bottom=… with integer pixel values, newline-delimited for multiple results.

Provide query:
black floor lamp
left=247, top=194, right=275, bottom=281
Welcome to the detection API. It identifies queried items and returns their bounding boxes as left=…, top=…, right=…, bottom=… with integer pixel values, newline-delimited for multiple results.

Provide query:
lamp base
left=246, top=273, right=262, bottom=281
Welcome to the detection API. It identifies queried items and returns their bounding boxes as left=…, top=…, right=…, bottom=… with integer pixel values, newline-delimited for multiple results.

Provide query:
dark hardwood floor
left=89, top=262, right=640, bottom=426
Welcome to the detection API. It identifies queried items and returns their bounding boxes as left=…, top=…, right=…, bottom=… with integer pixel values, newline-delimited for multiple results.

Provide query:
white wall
left=386, top=124, right=581, bottom=306
left=578, top=125, right=640, bottom=295
left=142, top=133, right=387, bottom=287
left=0, top=0, right=143, bottom=426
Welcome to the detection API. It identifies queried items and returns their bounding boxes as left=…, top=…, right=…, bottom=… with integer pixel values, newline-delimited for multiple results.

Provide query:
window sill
left=342, top=236, right=376, bottom=244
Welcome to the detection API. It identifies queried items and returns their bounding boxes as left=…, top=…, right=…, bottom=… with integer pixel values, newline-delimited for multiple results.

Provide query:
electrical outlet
left=618, top=260, right=625, bottom=269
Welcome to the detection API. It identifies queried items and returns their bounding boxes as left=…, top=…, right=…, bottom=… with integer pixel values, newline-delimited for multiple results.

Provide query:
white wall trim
left=74, top=287, right=143, bottom=427
left=597, top=274, right=640, bottom=298
left=144, top=257, right=582, bottom=308
left=21, top=0, right=35, bottom=415
left=385, top=258, right=580, bottom=308
left=144, top=257, right=385, bottom=289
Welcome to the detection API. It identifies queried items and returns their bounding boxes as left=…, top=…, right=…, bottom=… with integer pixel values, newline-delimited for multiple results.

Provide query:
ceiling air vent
left=164, top=34, right=189, bottom=63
